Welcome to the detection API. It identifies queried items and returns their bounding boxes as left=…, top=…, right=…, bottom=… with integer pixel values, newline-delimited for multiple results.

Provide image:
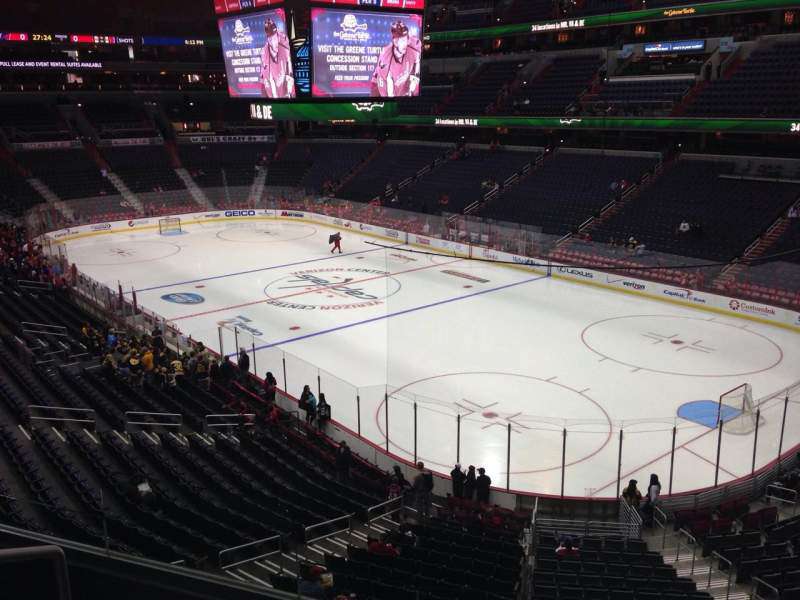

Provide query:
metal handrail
left=304, top=513, right=354, bottom=545
left=204, top=413, right=255, bottom=430
left=710, top=550, right=734, bottom=600
left=28, top=405, right=96, bottom=426
left=765, top=483, right=798, bottom=514
left=218, top=534, right=282, bottom=570
left=751, top=575, right=781, bottom=600
left=619, top=497, right=643, bottom=539
left=676, top=528, right=698, bottom=576
left=21, top=322, right=67, bottom=332
left=365, top=496, right=403, bottom=531
left=124, top=411, right=183, bottom=431
left=653, top=504, right=668, bottom=550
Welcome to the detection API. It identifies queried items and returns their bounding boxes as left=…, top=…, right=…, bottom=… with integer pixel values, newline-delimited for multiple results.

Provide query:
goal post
left=158, top=217, right=182, bottom=236
left=719, top=383, right=759, bottom=435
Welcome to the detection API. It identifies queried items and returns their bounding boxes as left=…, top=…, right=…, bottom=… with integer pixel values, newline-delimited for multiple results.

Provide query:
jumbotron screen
left=218, top=8, right=296, bottom=98
left=311, top=8, right=423, bottom=98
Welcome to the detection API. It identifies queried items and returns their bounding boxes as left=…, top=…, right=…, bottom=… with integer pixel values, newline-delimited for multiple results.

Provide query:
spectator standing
left=317, top=393, right=331, bottom=426
left=475, top=468, right=491, bottom=504
left=220, top=356, right=235, bottom=384
left=263, top=371, right=278, bottom=404
left=642, top=473, right=661, bottom=526
left=237, top=348, right=250, bottom=378
left=387, top=465, right=410, bottom=499
left=413, top=461, right=433, bottom=517
left=335, top=441, right=351, bottom=482
left=463, top=465, right=477, bottom=500
left=622, top=479, right=642, bottom=508
left=141, top=348, right=154, bottom=383
left=305, top=390, right=317, bottom=426
left=450, top=464, right=465, bottom=498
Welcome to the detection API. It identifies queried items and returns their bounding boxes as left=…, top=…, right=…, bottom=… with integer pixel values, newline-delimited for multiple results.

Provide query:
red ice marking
left=482, top=411, right=498, bottom=419
left=463, top=285, right=473, bottom=288
left=195, top=285, right=205, bottom=289
left=671, top=340, right=684, bottom=345
left=356, top=256, right=364, bottom=259
left=289, top=326, right=300, bottom=331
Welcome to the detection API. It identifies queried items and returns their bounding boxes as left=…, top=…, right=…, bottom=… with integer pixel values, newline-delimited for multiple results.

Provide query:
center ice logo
left=263, top=267, right=401, bottom=310
left=161, top=292, right=205, bottom=305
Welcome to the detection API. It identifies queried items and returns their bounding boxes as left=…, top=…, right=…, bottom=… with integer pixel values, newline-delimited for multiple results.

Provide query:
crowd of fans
left=0, top=222, right=66, bottom=286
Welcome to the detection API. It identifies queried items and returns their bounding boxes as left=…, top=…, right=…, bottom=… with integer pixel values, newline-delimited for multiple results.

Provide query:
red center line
left=171, top=257, right=463, bottom=322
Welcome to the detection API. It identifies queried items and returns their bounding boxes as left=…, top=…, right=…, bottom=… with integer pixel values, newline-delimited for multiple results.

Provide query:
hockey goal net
left=158, top=217, right=182, bottom=235
left=719, top=383, right=759, bottom=434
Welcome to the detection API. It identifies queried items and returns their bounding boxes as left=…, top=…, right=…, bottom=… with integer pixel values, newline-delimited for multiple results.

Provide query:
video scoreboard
left=216, top=0, right=425, bottom=100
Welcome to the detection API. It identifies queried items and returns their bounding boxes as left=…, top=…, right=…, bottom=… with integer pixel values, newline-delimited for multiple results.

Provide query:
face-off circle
left=380, top=371, right=612, bottom=473
left=263, top=267, right=402, bottom=310
left=67, top=240, right=182, bottom=266
left=216, top=222, right=316, bottom=243
left=581, top=314, right=783, bottom=377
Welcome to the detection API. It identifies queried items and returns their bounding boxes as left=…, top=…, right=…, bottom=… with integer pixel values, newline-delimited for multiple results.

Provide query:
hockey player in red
left=260, top=18, right=295, bottom=99
left=330, top=232, right=342, bottom=254
left=370, top=21, right=421, bottom=98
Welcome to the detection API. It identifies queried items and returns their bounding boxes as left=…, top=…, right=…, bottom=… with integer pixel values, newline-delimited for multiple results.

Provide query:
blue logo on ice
left=161, top=292, right=205, bottom=305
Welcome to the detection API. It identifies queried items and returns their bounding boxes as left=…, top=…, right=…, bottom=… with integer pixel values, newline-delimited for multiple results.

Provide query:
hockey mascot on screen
left=260, top=18, right=295, bottom=99
left=329, top=232, right=342, bottom=254
left=370, top=21, right=421, bottom=98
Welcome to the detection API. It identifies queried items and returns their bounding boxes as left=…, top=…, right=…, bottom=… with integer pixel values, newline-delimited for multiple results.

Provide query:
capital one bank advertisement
left=311, top=8, right=423, bottom=98
left=218, top=8, right=296, bottom=98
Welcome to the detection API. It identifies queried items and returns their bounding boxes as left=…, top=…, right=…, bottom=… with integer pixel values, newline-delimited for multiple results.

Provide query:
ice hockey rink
left=64, top=217, right=800, bottom=498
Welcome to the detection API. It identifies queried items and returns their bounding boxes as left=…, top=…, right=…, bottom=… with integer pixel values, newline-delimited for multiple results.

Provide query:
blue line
left=133, top=245, right=388, bottom=293
left=224, top=273, right=548, bottom=357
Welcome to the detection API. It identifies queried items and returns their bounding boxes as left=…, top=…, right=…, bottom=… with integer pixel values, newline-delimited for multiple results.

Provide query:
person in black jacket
left=237, top=348, right=250, bottom=378
left=475, top=467, right=491, bottom=504
left=450, top=464, right=465, bottom=498
left=463, top=465, right=477, bottom=500
left=263, top=371, right=277, bottom=404
left=220, top=355, right=235, bottom=384
left=335, top=441, right=351, bottom=482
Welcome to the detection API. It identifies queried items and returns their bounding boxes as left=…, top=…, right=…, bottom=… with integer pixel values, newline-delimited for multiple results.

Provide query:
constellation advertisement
left=311, top=8, right=423, bottom=98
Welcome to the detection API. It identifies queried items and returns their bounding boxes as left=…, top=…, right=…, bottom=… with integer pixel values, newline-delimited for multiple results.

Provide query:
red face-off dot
left=482, top=411, right=498, bottom=419
left=670, top=340, right=684, bottom=345
left=289, top=326, right=300, bottom=331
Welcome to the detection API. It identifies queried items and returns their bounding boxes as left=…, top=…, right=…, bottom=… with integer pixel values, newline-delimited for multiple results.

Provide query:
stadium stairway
left=176, top=167, right=212, bottom=209
left=104, top=172, right=144, bottom=213
left=712, top=211, right=793, bottom=290
left=249, top=166, right=268, bottom=206
left=642, top=525, right=750, bottom=600
left=572, top=155, right=672, bottom=241
left=26, top=177, right=73, bottom=221
left=671, top=81, right=709, bottom=117
left=331, top=142, right=385, bottom=196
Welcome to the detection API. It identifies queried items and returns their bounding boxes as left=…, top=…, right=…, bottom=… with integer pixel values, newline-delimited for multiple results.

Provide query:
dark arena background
left=1, top=0, right=800, bottom=598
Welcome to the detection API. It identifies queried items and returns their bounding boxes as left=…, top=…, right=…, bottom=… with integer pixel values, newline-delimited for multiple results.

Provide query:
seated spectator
left=367, top=536, right=399, bottom=558
left=556, top=537, right=580, bottom=558
left=297, top=570, right=325, bottom=599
